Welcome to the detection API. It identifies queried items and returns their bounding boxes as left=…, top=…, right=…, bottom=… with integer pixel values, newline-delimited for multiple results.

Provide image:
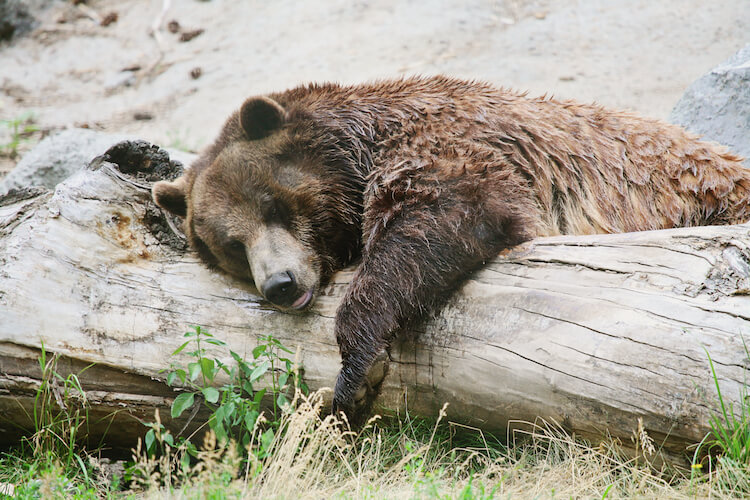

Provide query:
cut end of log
left=97, top=140, right=184, bottom=182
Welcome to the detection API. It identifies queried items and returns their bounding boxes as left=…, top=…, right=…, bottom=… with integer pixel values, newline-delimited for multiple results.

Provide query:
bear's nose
left=262, top=271, right=297, bottom=306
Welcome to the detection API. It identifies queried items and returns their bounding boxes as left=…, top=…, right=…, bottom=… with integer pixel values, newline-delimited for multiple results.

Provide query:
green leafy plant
left=128, top=327, right=308, bottom=492
left=152, top=326, right=307, bottom=456
left=1, top=112, right=39, bottom=158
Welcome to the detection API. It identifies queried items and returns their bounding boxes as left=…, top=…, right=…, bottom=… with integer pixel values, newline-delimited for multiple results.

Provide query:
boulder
left=0, top=0, right=36, bottom=41
left=670, top=44, right=750, bottom=167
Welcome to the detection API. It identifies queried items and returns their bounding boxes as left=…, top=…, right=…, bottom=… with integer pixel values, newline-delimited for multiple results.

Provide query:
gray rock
left=670, top=44, right=750, bottom=166
left=0, top=129, right=131, bottom=195
left=0, top=128, right=196, bottom=195
left=0, top=0, right=36, bottom=41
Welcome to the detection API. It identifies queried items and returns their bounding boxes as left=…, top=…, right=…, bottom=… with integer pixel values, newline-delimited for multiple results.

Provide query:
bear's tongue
left=291, top=289, right=314, bottom=309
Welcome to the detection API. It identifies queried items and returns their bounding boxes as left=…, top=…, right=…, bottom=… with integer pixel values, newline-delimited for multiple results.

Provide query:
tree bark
left=2, top=154, right=750, bottom=462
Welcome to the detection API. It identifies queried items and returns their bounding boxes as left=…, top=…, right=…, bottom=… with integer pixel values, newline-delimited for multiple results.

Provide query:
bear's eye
left=192, top=235, right=219, bottom=267
left=226, top=239, right=245, bottom=255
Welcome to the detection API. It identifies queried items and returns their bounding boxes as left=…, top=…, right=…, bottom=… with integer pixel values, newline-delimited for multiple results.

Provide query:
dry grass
left=123, top=389, right=749, bottom=499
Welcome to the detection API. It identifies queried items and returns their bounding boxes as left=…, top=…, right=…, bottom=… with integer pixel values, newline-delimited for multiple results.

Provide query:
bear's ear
left=152, top=177, right=188, bottom=217
left=239, top=96, right=286, bottom=140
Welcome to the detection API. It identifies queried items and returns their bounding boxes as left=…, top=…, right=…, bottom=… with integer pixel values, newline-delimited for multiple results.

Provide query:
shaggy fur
left=152, top=76, right=750, bottom=419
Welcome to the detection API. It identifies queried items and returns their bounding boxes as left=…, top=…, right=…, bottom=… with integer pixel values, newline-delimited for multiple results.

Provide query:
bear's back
left=279, top=76, right=750, bottom=236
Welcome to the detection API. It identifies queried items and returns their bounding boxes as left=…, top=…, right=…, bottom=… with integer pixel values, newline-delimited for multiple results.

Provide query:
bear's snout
left=262, top=271, right=297, bottom=306
left=243, top=225, right=320, bottom=311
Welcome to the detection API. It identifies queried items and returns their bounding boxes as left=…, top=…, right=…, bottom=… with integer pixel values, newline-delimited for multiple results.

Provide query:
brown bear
left=151, top=75, right=750, bottom=420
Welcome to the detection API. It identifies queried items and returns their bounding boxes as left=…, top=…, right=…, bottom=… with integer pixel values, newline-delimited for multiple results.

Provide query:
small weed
left=162, top=326, right=307, bottom=448
left=128, top=325, right=309, bottom=491
left=1, top=111, right=39, bottom=158
left=694, top=342, right=750, bottom=494
left=703, top=344, right=750, bottom=465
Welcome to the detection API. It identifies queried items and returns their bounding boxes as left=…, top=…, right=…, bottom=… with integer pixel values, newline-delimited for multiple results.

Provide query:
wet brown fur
left=154, top=76, right=750, bottom=418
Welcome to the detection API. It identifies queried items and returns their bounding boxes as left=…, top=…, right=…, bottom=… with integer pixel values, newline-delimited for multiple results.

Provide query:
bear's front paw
left=333, top=349, right=390, bottom=427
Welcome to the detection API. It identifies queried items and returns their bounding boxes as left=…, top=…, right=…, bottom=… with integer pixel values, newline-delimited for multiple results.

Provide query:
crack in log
left=544, top=342, right=708, bottom=418
left=596, top=242, right=715, bottom=266
left=305, top=310, right=336, bottom=320
left=513, top=309, right=724, bottom=379
left=528, top=240, right=716, bottom=271
left=462, top=334, right=618, bottom=391
left=519, top=257, right=703, bottom=284
left=691, top=303, right=750, bottom=326
left=509, top=304, right=712, bottom=366
left=508, top=287, right=745, bottom=361
left=418, top=299, right=739, bottom=383
left=548, top=340, right=668, bottom=380
left=522, top=258, right=634, bottom=275
left=531, top=239, right=718, bottom=265
left=659, top=246, right=716, bottom=264
left=207, top=292, right=262, bottom=302
left=467, top=353, right=514, bottom=371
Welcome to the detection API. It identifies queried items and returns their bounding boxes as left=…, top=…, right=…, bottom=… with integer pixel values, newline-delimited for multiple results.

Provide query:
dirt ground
left=0, top=0, right=748, bottom=178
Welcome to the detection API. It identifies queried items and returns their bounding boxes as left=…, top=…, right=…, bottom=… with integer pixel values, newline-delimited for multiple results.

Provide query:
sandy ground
left=0, top=0, right=748, bottom=177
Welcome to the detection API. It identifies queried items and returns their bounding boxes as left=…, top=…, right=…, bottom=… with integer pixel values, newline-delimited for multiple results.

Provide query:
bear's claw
left=347, top=349, right=390, bottom=425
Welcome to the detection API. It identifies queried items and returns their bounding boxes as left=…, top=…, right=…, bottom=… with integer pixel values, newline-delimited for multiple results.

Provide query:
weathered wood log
left=2, top=150, right=750, bottom=462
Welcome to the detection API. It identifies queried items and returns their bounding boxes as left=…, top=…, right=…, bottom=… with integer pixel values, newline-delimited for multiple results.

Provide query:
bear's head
left=152, top=95, right=364, bottom=310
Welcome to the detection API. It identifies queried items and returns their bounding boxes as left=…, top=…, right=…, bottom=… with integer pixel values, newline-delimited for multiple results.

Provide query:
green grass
left=702, top=343, right=750, bottom=465
left=0, top=112, right=39, bottom=158
left=0, top=344, right=119, bottom=498
left=3, top=330, right=750, bottom=498
left=165, top=129, right=200, bottom=153
left=689, top=342, right=750, bottom=496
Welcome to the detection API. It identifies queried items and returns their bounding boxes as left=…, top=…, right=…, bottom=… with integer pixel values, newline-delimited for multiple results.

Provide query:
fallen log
left=1, top=142, right=750, bottom=462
